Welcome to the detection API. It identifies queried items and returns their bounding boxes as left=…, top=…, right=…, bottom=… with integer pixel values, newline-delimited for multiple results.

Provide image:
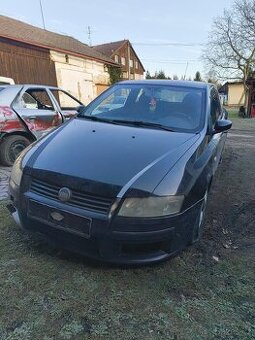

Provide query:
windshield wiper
left=79, top=115, right=121, bottom=125
left=113, top=120, right=175, bottom=131
left=79, top=116, right=175, bottom=131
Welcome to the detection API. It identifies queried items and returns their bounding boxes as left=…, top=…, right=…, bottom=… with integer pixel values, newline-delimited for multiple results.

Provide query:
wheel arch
left=0, top=130, right=35, bottom=143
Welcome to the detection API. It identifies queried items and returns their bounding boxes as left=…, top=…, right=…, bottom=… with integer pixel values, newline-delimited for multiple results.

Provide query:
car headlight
left=10, top=152, right=25, bottom=187
left=118, top=195, right=184, bottom=217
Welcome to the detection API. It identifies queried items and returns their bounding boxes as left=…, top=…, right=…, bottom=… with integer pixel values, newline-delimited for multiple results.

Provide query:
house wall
left=50, top=51, right=110, bottom=105
left=228, top=83, right=245, bottom=107
left=0, top=37, right=57, bottom=86
left=113, top=42, right=144, bottom=80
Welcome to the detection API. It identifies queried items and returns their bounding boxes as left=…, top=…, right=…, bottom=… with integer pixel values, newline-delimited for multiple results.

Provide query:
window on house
left=130, top=59, right=134, bottom=68
left=121, top=57, right=126, bottom=65
left=114, top=55, right=119, bottom=63
left=135, top=61, right=138, bottom=69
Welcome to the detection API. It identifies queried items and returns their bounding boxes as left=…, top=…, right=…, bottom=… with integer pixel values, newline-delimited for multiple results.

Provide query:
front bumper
left=8, top=179, right=201, bottom=265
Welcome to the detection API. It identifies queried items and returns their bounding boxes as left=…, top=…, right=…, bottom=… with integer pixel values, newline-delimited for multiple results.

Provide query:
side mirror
left=76, top=105, right=86, bottom=114
left=223, top=108, right=229, bottom=119
left=213, top=119, right=232, bottom=134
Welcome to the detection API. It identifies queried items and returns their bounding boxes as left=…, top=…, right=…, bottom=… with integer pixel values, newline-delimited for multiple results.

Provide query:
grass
left=224, top=106, right=239, bottom=119
left=0, top=201, right=254, bottom=339
left=223, top=108, right=255, bottom=132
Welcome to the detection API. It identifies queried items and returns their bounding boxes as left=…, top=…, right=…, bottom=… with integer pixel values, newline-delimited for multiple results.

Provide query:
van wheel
left=190, top=190, right=208, bottom=244
left=0, top=135, right=30, bottom=166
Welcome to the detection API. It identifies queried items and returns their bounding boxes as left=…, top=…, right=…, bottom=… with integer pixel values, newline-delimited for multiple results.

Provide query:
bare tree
left=203, top=0, right=255, bottom=108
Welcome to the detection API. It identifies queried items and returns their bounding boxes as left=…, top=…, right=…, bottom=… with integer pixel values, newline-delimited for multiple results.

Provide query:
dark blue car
left=8, top=80, right=232, bottom=264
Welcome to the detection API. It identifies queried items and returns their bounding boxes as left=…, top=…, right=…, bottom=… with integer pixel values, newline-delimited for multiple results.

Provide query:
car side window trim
left=49, top=89, right=83, bottom=111
left=13, top=87, right=58, bottom=112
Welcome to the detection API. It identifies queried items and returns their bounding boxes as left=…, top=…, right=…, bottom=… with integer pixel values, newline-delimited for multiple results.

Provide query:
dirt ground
left=0, top=166, right=11, bottom=200
left=198, top=118, right=255, bottom=263
left=0, top=118, right=254, bottom=339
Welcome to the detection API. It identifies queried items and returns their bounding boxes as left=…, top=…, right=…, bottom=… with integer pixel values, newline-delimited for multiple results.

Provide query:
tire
left=190, top=190, right=208, bottom=244
left=0, top=135, right=30, bottom=166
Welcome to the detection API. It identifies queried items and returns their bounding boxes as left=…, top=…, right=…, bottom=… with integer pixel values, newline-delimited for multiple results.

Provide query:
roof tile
left=0, top=15, right=117, bottom=65
left=93, top=40, right=127, bottom=57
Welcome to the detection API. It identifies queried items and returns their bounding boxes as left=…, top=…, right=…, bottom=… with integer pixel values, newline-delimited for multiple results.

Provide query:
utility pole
left=184, top=62, right=189, bottom=80
left=88, top=26, right=92, bottom=46
left=39, top=0, right=46, bottom=29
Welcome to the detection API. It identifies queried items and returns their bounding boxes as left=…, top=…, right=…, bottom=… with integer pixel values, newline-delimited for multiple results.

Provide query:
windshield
left=80, top=84, right=206, bottom=133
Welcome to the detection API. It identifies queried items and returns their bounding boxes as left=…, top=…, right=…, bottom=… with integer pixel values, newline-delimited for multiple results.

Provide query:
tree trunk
left=243, top=82, right=250, bottom=117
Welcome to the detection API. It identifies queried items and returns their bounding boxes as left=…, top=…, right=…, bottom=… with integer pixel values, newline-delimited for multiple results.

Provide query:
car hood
left=29, top=118, right=199, bottom=198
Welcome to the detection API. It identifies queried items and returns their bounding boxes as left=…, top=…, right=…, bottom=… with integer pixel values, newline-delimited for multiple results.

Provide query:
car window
left=83, top=84, right=205, bottom=133
left=210, top=88, right=221, bottom=124
left=50, top=90, right=82, bottom=110
left=22, top=92, right=38, bottom=109
left=16, top=89, right=55, bottom=110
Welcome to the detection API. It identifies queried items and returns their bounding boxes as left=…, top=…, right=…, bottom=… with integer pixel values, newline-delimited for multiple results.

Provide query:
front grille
left=30, top=178, right=113, bottom=214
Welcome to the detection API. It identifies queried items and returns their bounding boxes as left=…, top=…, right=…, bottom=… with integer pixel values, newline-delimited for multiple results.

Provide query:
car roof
left=0, top=84, right=65, bottom=106
left=117, top=79, right=211, bottom=89
left=0, top=84, right=61, bottom=90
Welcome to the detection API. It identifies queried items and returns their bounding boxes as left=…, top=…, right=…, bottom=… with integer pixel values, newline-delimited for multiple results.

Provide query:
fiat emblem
left=58, top=187, right=72, bottom=202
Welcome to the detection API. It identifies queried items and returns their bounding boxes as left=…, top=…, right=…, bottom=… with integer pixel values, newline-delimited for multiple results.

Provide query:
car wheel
left=0, top=135, right=30, bottom=166
left=190, top=190, right=208, bottom=244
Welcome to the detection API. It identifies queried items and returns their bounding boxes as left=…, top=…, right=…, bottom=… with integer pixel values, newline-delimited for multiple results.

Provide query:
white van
left=0, top=76, right=15, bottom=85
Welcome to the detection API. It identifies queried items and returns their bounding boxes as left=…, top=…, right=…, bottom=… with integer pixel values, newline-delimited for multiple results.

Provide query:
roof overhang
left=0, top=34, right=120, bottom=67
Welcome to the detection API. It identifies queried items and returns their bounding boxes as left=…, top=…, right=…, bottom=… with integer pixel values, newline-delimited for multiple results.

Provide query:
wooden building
left=0, top=37, right=57, bottom=86
left=0, top=15, right=119, bottom=103
left=93, top=40, right=145, bottom=80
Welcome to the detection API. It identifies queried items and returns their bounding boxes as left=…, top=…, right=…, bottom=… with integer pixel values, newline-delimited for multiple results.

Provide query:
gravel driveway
left=0, top=167, right=12, bottom=200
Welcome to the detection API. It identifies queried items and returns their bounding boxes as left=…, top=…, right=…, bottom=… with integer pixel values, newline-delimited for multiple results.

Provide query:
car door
left=49, top=89, right=84, bottom=120
left=209, top=87, right=226, bottom=174
left=12, top=87, right=63, bottom=139
left=208, top=87, right=226, bottom=174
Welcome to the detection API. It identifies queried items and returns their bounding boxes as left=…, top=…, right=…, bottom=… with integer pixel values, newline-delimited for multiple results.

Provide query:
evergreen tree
left=146, top=70, right=171, bottom=79
left=194, top=71, right=202, bottom=81
left=145, top=70, right=151, bottom=79
left=156, top=70, right=167, bottom=79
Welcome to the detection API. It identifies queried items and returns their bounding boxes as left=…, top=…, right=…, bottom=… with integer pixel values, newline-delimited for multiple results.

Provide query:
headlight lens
left=118, top=195, right=184, bottom=217
left=10, top=152, right=25, bottom=187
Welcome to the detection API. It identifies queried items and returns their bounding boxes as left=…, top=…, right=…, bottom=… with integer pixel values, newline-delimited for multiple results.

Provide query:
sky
left=0, top=0, right=235, bottom=79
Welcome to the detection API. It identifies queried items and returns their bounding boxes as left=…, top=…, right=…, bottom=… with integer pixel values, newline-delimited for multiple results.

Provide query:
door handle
left=27, top=116, right=36, bottom=120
